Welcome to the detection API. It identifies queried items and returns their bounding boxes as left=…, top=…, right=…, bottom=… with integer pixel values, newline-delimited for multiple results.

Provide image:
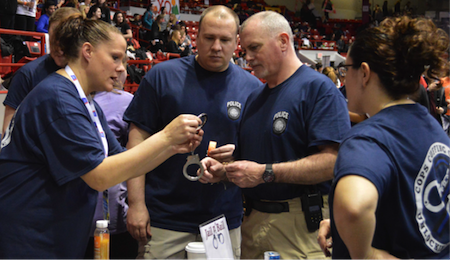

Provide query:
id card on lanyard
left=65, top=65, right=110, bottom=221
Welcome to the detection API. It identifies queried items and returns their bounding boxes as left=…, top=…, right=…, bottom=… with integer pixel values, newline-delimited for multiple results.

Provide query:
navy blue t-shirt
left=0, top=73, right=124, bottom=258
left=330, top=104, right=450, bottom=259
left=3, top=54, right=60, bottom=109
left=124, top=55, right=262, bottom=233
left=236, top=65, right=351, bottom=200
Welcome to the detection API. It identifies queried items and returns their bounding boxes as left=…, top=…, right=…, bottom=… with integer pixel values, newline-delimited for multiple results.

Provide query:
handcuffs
left=213, top=233, right=224, bottom=249
left=183, top=113, right=208, bottom=181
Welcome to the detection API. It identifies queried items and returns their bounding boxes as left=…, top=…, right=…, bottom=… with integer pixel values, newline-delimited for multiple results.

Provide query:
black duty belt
left=250, top=199, right=290, bottom=213
left=244, top=186, right=321, bottom=215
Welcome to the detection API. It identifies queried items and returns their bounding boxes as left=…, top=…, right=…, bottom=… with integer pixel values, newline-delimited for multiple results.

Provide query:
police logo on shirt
left=415, top=142, right=450, bottom=253
left=272, top=111, right=289, bottom=135
left=227, top=101, right=242, bottom=120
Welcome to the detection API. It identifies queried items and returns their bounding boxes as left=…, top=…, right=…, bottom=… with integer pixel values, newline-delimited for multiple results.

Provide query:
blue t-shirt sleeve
left=39, top=112, right=106, bottom=186
left=123, top=76, right=159, bottom=135
left=107, top=131, right=126, bottom=155
left=308, top=81, right=351, bottom=148
left=36, top=15, right=48, bottom=33
left=334, top=136, right=394, bottom=195
left=3, top=70, right=32, bottom=109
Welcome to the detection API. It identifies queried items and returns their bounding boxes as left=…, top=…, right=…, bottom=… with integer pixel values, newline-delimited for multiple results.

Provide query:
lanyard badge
left=65, top=65, right=110, bottom=221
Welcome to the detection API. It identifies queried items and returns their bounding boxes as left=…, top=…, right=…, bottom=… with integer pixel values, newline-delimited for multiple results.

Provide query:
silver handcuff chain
left=183, top=113, right=207, bottom=181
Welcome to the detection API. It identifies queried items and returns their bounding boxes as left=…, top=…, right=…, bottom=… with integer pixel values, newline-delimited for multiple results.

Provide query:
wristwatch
left=262, top=164, right=275, bottom=183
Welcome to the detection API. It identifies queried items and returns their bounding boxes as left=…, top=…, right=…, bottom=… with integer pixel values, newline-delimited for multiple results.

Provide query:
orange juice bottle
left=94, top=220, right=110, bottom=259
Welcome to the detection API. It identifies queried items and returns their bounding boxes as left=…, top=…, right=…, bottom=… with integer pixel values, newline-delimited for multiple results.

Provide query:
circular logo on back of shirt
left=272, top=111, right=289, bottom=135
left=415, top=142, right=450, bottom=253
left=227, top=101, right=242, bottom=120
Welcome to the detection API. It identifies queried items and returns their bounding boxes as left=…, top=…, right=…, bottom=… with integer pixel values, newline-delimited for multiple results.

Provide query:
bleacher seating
left=1, top=0, right=364, bottom=95
left=25, top=42, right=42, bottom=57
left=0, top=29, right=46, bottom=79
left=0, top=55, right=13, bottom=78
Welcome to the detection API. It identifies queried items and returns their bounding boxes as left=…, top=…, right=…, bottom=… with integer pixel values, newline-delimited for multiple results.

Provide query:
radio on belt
left=183, top=113, right=208, bottom=181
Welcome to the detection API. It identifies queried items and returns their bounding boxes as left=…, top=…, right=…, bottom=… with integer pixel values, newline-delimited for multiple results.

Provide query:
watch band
left=263, top=164, right=275, bottom=183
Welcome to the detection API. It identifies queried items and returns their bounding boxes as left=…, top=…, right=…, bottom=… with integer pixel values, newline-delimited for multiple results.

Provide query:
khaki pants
left=137, top=226, right=242, bottom=259
left=241, top=196, right=330, bottom=259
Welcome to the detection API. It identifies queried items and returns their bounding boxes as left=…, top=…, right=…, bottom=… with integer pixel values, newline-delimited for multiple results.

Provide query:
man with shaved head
left=123, top=5, right=262, bottom=259
left=199, top=11, right=351, bottom=259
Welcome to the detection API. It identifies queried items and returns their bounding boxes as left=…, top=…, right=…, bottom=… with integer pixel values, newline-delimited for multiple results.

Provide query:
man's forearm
left=127, top=175, right=147, bottom=207
left=126, top=123, right=151, bottom=206
left=273, top=144, right=338, bottom=185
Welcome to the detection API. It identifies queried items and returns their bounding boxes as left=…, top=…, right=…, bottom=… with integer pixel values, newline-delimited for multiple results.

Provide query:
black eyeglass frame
left=339, top=64, right=356, bottom=73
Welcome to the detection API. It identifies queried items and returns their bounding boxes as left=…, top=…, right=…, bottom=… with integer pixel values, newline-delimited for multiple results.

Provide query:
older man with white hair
left=200, top=11, right=351, bottom=259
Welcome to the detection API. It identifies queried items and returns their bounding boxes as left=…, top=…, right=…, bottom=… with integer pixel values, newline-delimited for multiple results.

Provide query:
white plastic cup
left=185, top=242, right=206, bottom=259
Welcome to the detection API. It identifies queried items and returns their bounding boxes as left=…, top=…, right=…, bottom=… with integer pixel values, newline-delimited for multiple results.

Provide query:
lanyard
left=65, top=65, right=108, bottom=157
left=65, top=65, right=110, bottom=220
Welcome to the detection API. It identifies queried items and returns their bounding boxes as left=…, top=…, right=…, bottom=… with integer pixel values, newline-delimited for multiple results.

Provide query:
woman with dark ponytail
left=0, top=13, right=203, bottom=258
left=320, top=16, right=450, bottom=259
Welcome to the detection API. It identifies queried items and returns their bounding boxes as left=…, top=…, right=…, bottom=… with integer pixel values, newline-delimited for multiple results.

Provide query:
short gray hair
left=241, top=11, right=294, bottom=45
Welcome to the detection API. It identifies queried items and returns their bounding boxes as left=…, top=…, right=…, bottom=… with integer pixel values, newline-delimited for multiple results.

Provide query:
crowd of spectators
left=36, top=1, right=56, bottom=32
left=0, top=0, right=114, bottom=34
left=0, top=0, right=204, bottom=69
left=118, top=4, right=196, bottom=56
left=2, top=0, right=448, bottom=61
left=0, top=0, right=449, bottom=80
left=313, top=56, right=450, bottom=133
left=291, top=0, right=449, bottom=54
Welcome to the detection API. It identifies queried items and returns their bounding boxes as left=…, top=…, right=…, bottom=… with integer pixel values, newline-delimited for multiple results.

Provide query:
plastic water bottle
left=94, top=220, right=110, bottom=259
left=264, top=251, right=280, bottom=259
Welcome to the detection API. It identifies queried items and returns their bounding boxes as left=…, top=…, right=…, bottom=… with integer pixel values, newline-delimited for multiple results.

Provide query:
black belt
left=244, top=186, right=321, bottom=215
left=249, top=199, right=290, bottom=214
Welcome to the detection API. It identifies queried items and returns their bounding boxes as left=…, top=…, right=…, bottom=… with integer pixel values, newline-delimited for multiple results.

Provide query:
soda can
left=264, top=251, right=280, bottom=260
